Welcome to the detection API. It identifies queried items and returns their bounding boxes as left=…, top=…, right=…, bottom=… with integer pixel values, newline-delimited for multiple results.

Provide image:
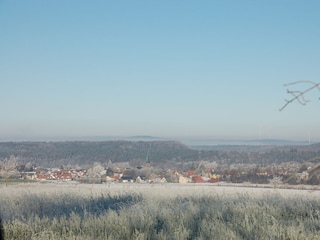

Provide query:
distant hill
left=186, top=138, right=312, bottom=148
left=0, top=141, right=195, bottom=168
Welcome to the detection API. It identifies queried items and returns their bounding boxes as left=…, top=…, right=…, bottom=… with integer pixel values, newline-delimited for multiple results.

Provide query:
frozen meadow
left=2, top=181, right=319, bottom=200
left=1, top=182, right=320, bottom=239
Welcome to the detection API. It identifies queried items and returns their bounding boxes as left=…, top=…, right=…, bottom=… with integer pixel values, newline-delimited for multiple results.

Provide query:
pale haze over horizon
left=1, top=1, right=320, bottom=142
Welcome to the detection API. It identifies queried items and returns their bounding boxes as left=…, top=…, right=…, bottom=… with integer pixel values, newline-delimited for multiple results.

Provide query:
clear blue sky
left=1, top=0, right=320, bottom=142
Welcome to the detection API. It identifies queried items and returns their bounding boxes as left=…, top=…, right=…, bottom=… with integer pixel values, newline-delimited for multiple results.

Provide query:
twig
left=279, top=81, right=320, bottom=111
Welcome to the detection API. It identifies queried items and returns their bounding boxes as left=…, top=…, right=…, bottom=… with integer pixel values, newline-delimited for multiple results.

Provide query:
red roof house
left=192, top=176, right=205, bottom=183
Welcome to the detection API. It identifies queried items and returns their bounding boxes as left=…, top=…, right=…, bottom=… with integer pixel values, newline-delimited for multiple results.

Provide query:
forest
left=0, top=141, right=319, bottom=169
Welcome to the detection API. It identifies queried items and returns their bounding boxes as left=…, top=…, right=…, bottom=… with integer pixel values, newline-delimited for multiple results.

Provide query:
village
left=9, top=159, right=319, bottom=186
left=2, top=141, right=320, bottom=186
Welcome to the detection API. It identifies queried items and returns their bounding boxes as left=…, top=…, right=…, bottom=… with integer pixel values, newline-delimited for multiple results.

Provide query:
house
left=256, top=169, right=273, bottom=176
left=185, top=170, right=197, bottom=177
left=121, top=169, right=135, bottom=182
left=192, top=176, right=205, bottom=183
left=112, top=167, right=123, bottom=177
left=136, top=176, right=143, bottom=183
left=106, top=175, right=120, bottom=182
left=22, top=171, right=36, bottom=180
left=36, top=173, right=48, bottom=180
left=208, top=179, right=220, bottom=183
left=209, top=173, right=221, bottom=179
left=60, top=172, right=73, bottom=181
left=179, top=175, right=190, bottom=183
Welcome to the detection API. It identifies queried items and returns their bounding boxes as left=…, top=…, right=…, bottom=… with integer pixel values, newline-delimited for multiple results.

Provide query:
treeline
left=0, top=141, right=319, bottom=168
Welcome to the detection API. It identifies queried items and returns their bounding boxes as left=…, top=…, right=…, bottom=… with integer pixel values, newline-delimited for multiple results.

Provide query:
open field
left=1, top=182, right=320, bottom=239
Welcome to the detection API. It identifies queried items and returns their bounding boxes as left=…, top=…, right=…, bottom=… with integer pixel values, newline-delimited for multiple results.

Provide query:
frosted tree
left=86, top=162, right=106, bottom=183
left=0, top=155, right=19, bottom=186
left=279, top=81, right=320, bottom=111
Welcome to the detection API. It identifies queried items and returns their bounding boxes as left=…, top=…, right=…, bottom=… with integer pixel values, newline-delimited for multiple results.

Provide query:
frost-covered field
left=1, top=182, right=320, bottom=239
left=2, top=181, right=319, bottom=197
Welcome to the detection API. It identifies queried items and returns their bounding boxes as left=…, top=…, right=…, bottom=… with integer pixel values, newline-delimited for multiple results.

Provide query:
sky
left=1, top=0, right=320, bottom=142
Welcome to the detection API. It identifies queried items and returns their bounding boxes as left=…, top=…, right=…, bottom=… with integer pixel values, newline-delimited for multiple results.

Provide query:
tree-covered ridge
left=0, top=141, right=319, bottom=168
left=0, top=141, right=195, bottom=167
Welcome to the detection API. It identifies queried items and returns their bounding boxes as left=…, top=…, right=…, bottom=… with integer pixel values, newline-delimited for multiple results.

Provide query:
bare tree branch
left=279, top=81, right=320, bottom=111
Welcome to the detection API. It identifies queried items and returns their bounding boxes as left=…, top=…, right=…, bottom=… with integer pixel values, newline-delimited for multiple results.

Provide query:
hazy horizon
left=0, top=134, right=317, bottom=146
left=1, top=1, right=319, bottom=142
